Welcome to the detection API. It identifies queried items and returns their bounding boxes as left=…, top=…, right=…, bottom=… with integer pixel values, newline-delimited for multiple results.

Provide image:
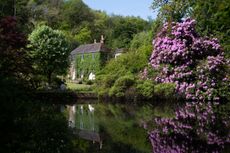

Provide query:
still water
left=63, top=101, right=163, bottom=153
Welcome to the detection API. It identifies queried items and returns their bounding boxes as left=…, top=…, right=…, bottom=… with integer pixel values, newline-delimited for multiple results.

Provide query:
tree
left=105, top=15, right=149, bottom=49
left=0, top=16, right=30, bottom=78
left=74, top=27, right=92, bottom=44
left=28, top=25, right=70, bottom=84
left=151, top=0, right=230, bottom=57
left=151, top=0, right=191, bottom=22
left=61, top=0, right=94, bottom=29
left=191, top=0, right=230, bottom=57
left=27, top=0, right=64, bottom=29
left=0, top=0, right=32, bottom=32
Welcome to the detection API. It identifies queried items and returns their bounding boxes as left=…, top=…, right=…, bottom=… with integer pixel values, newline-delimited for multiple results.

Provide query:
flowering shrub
left=149, top=102, right=230, bottom=153
left=149, top=18, right=229, bottom=100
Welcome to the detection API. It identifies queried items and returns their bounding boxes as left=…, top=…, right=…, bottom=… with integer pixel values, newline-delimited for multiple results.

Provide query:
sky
left=83, top=0, right=157, bottom=20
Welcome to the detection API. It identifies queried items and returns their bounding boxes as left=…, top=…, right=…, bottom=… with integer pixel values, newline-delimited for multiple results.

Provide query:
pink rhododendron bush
left=148, top=19, right=230, bottom=153
left=150, top=18, right=229, bottom=101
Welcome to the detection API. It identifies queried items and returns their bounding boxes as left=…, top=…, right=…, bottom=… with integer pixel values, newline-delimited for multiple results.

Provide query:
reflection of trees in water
left=68, top=103, right=153, bottom=153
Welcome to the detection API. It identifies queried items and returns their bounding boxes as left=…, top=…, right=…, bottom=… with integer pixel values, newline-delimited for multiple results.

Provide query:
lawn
left=67, top=82, right=93, bottom=92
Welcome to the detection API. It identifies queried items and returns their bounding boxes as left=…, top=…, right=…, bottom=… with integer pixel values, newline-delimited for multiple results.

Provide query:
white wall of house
left=72, top=68, right=76, bottom=80
left=115, top=53, right=122, bottom=58
left=70, top=62, right=76, bottom=80
left=88, top=72, right=95, bottom=80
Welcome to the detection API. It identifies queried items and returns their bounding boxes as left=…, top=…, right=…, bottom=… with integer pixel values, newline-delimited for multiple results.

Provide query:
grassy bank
left=67, top=82, right=94, bottom=93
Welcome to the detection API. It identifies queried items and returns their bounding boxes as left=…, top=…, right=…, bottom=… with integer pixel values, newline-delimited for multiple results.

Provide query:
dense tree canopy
left=0, top=0, right=150, bottom=50
left=0, top=16, right=30, bottom=78
left=151, top=0, right=230, bottom=57
left=28, top=25, right=70, bottom=84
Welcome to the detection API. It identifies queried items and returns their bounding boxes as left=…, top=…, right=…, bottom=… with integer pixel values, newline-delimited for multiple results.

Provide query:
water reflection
left=66, top=102, right=157, bottom=153
left=68, top=104, right=98, bottom=131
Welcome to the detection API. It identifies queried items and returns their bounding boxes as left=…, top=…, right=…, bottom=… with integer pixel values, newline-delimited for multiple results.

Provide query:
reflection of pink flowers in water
left=149, top=102, right=230, bottom=153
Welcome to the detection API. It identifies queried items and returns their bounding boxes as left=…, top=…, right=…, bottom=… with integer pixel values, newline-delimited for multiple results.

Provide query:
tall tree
left=151, top=0, right=230, bottom=57
left=27, top=0, right=64, bottom=28
left=0, top=0, right=32, bottom=32
left=61, top=0, right=94, bottom=29
left=107, top=15, right=149, bottom=48
left=0, top=16, right=30, bottom=78
left=28, top=25, right=70, bottom=84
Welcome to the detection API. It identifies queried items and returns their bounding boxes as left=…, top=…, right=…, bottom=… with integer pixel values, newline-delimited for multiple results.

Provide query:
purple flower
left=149, top=18, right=228, bottom=101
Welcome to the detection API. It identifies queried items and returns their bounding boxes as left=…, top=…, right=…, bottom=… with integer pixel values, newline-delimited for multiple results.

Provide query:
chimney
left=100, top=35, right=104, bottom=43
left=94, top=39, right=97, bottom=44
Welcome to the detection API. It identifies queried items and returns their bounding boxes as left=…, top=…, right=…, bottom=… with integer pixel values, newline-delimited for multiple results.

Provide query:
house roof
left=71, top=43, right=108, bottom=56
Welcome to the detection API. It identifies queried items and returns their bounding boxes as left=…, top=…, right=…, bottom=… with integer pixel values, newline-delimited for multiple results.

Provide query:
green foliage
left=109, top=75, right=135, bottom=97
left=96, top=20, right=154, bottom=99
left=61, top=0, right=94, bottom=29
left=1, top=0, right=151, bottom=52
left=66, top=82, right=93, bottom=92
left=108, top=16, right=149, bottom=48
left=22, top=0, right=64, bottom=30
left=0, top=0, right=32, bottom=31
left=136, top=80, right=155, bottom=99
left=103, top=51, right=147, bottom=75
left=0, top=16, right=30, bottom=78
left=62, top=30, right=79, bottom=50
left=74, top=27, right=92, bottom=44
left=154, top=83, right=176, bottom=98
left=130, top=31, right=152, bottom=50
left=96, top=51, right=147, bottom=98
left=151, top=0, right=230, bottom=57
left=96, top=74, right=117, bottom=97
left=129, top=31, right=153, bottom=60
left=151, top=0, right=190, bottom=22
left=191, top=0, right=230, bottom=57
left=28, top=25, right=70, bottom=84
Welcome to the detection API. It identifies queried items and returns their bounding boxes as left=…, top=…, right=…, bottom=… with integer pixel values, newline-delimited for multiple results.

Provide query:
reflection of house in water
left=68, top=105, right=76, bottom=128
left=67, top=104, right=102, bottom=149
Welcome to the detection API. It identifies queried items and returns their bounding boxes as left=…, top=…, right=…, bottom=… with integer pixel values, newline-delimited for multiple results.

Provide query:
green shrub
left=109, top=75, right=135, bottom=97
left=100, top=74, right=117, bottom=88
left=154, top=83, right=176, bottom=98
left=95, top=74, right=118, bottom=97
left=136, top=80, right=155, bottom=99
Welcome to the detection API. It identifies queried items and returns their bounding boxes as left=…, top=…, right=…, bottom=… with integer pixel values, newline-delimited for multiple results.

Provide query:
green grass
left=67, top=82, right=93, bottom=92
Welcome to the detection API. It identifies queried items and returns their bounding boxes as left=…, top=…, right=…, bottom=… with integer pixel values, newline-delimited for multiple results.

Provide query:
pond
left=62, top=100, right=174, bottom=153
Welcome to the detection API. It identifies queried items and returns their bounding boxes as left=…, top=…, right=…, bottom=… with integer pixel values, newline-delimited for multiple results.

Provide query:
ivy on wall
left=75, top=52, right=109, bottom=78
